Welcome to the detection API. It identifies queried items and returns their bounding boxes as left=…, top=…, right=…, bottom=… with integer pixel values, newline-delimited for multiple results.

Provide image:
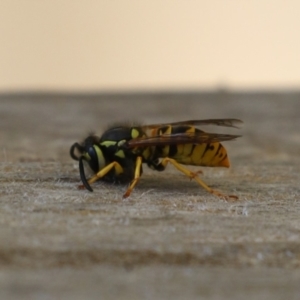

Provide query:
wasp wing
left=125, top=132, right=241, bottom=149
left=141, top=118, right=243, bottom=130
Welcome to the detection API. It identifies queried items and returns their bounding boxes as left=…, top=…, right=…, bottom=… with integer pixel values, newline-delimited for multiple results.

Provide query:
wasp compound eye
left=86, top=147, right=99, bottom=173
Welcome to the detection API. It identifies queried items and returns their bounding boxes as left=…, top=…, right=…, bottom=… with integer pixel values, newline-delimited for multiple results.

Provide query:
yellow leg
left=160, top=158, right=238, bottom=201
left=88, top=161, right=124, bottom=185
left=123, top=156, right=143, bottom=198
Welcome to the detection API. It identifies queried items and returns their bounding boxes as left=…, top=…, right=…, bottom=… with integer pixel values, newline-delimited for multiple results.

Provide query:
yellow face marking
left=131, top=128, right=140, bottom=139
left=94, top=145, right=106, bottom=169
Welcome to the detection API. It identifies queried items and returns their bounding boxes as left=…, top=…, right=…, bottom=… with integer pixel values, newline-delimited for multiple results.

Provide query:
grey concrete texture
left=0, top=93, right=300, bottom=299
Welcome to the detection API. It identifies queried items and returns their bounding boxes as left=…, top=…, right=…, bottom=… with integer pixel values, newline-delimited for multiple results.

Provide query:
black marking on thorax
left=100, top=127, right=135, bottom=142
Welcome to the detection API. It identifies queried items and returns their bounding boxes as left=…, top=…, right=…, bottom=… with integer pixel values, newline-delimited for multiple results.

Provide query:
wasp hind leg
left=123, top=156, right=143, bottom=198
left=158, top=157, right=238, bottom=201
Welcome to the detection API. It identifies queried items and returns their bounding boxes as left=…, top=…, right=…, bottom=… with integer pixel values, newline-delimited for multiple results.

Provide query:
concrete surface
left=0, top=93, right=300, bottom=299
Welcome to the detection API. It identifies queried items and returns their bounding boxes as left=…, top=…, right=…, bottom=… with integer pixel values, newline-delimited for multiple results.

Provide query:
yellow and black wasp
left=70, top=119, right=242, bottom=200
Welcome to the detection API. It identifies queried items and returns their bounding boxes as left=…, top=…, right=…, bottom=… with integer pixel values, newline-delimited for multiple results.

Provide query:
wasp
left=70, top=119, right=242, bottom=200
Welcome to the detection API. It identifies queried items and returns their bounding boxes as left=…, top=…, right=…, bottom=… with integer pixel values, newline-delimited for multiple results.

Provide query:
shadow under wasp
left=70, top=119, right=242, bottom=200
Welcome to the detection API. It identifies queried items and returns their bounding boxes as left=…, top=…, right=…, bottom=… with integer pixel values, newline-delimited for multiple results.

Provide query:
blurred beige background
left=1, top=0, right=300, bottom=92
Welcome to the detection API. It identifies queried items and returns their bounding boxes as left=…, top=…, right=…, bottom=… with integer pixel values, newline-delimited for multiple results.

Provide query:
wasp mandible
left=70, top=119, right=242, bottom=200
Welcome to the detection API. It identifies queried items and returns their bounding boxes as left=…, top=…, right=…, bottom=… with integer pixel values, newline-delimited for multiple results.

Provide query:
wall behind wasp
left=1, top=0, right=300, bottom=92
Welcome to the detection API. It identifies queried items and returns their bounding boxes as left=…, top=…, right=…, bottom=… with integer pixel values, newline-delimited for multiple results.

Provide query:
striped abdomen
left=151, top=125, right=230, bottom=168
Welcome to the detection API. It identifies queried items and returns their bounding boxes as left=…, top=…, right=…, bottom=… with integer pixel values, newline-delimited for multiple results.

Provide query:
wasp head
left=70, top=135, right=104, bottom=192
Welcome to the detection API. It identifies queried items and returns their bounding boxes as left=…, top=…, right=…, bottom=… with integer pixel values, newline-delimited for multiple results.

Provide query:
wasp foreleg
left=123, top=156, right=143, bottom=198
left=159, top=157, right=238, bottom=201
left=80, top=161, right=124, bottom=191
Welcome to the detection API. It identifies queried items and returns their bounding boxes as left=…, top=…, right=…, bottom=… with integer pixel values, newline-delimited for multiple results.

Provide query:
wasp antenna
left=79, top=156, right=93, bottom=192
left=70, top=142, right=83, bottom=161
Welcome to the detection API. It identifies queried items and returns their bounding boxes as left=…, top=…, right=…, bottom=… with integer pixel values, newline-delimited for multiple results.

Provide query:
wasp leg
left=159, top=158, right=238, bottom=201
left=123, top=156, right=143, bottom=198
left=81, top=161, right=124, bottom=190
left=193, top=169, right=203, bottom=176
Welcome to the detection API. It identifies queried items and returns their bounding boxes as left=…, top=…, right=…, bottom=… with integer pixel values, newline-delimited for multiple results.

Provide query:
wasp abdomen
left=155, top=126, right=230, bottom=168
